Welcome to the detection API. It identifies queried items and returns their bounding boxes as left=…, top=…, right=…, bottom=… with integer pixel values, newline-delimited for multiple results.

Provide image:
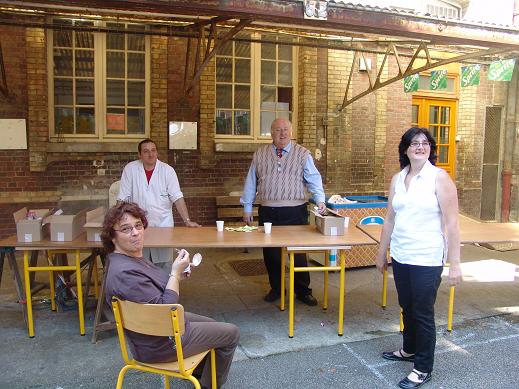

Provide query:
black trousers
left=392, top=258, right=443, bottom=373
left=258, top=204, right=311, bottom=296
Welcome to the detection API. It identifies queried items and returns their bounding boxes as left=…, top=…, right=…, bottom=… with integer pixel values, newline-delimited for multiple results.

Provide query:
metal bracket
left=0, top=41, right=9, bottom=98
left=182, top=17, right=252, bottom=95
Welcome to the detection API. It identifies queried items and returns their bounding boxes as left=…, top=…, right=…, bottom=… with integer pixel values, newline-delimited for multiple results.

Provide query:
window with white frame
left=48, top=19, right=150, bottom=141
left=215, top=34, right=297, bottom=141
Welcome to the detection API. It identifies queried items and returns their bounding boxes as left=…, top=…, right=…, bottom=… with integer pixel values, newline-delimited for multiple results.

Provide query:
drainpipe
left=501, top=63, right=518, bottom=221
left=501, top=3, right=519, bottom=221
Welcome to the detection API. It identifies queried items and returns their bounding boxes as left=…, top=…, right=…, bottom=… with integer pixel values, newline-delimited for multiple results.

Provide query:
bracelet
left=169, top=273, right=178, bottom=280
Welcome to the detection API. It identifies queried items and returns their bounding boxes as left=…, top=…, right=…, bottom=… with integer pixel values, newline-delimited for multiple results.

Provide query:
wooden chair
left=111, top=298, right=216, bottom=389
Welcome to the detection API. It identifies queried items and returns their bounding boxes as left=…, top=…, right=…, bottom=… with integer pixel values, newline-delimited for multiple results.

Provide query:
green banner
left=488, top=59, right=515, bottom=81
left=461, top=64, right=481, bottom=87
left=430, top=69, right=448, bottom=90
left=404, top=74, right=419, bottom=93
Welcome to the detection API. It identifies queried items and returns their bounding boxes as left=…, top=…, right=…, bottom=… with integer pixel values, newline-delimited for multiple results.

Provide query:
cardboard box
left=315, top=213, right=345, bottom=236
left=48, top=209, right=88, bottom=242
left=13, top=207, right=53, bottom=242
left=84, top=207, right=105, bottom=242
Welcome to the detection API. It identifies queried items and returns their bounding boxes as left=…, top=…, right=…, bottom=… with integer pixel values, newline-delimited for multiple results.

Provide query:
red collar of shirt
left=144, top=167, right=154, bottom=183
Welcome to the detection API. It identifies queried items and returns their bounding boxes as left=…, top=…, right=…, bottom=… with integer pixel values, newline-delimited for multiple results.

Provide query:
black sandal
left=398, top=369, right=432, bottom=389
left=382, top=349, right=415, bottom=362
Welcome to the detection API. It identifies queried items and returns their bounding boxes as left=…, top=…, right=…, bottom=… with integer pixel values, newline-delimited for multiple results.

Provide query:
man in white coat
left=117, top=138, right=200, bottom=264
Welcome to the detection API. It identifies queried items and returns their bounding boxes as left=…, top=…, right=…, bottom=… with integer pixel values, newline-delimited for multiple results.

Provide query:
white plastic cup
left=216, top=220, right=224, bottom=231
left=264, top=222, right=272, bottom=234
left=344, top=217, right=350, bottom=228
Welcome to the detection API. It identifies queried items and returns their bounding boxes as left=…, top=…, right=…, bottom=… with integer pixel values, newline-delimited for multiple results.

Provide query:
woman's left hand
left=448, top=263, right=463, bottom=286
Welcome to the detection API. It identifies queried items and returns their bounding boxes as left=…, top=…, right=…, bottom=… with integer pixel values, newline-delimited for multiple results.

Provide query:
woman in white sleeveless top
left=376, top=127, right=463, bottom=389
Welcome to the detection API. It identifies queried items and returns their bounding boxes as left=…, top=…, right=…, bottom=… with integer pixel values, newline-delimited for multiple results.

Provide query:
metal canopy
left=0, top=0, right=517, bottom=105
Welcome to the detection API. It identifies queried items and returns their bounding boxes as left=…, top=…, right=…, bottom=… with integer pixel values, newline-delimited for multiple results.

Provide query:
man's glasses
left=114, top=221, right=145, bottom=235
left=409, top=141, right=430, bottom=148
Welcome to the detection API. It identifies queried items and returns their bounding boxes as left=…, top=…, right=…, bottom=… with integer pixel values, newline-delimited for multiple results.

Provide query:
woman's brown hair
left=101, top=202, right=148, bottom=253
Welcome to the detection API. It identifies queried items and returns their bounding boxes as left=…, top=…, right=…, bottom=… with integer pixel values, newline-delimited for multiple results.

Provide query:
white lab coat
left=118, top=159, right=183, bottom=263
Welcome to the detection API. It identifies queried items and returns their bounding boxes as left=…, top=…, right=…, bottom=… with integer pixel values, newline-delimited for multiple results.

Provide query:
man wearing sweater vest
left=241, top=118, right=327, bottom=306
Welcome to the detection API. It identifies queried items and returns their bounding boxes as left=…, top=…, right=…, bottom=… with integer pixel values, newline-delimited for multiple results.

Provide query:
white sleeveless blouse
left=390, top=160, right=445, bottom=266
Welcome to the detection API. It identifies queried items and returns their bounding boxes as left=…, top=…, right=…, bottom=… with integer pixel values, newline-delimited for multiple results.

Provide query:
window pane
left=278, top=110, right=290, bottom=122
left=261, top=61, right=276, bottom=84
left=76, top=79, right=94, bottom=105
left=107, top=80, right=125, bottom=106
left=235, top=41, right=250, bottom=57
left=107, top=52, right=125, bottom=78
left=76, top=107, right=95, bottom=134
left=438, top=146, right=448, bottom=163
left=234, top=85, right=250, bottom=109
left=127, top=25, right=145, bottom=51
left=234, top=111, right=250, bottom=135
left=128, top=53, right=145, bottom=78
left=278, top=62, right=292, bottom=86
left=128, top=81, right=145, bottom=106
left=441, top=107, right=450, bottom=124
left=55, top=107, right=74, bottom=134
left=54, top=79, right=73, bottom=105
left=412, top=105, right=418, bottom=124
left=429, top=125, right=438, bottom=140
left=439, top=126, right=449, bottom=144
left=429, top=106, right=439, bottom=124
left=261, top=86, right=276, bottom=104
left=216, top=85, right=232, bottom=109
left=75, top=30, right=93, bottom=48
left=261, top=42, right=276, bottom=60
left=107, top=24, right=125, bottom=50
left=234, top=59, right=250, bottom=83
left=54, top=29, right=72, bottom=47
left=75, top=50, right=94, bottom=77
left=219, top=42, right=232, bottom=56
left=278, top=87, right=292, bottom=111
left=216, top=110, right=232, bottom=134
left=54, top=49, right=72, bottom=76
left=106, top=108, right=125, bottom=134
left=278, top=45, right=292, bottom=61
left=261, top=111, right=276, bottom=136
left=216, top=58, right=232, bottom=82
left=127, top=109, right=145, bottom=134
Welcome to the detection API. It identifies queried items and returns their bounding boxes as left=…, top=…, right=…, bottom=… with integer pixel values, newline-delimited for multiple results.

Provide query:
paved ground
left=1, top=244, right=519, bottom=388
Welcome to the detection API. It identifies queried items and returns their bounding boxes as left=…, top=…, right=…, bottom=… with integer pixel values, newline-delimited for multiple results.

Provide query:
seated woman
left=101, top=202, right=239, bottom=389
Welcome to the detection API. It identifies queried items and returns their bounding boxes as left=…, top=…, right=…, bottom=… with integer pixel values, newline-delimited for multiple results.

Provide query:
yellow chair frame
left=111, top=298, right=216, bottom=389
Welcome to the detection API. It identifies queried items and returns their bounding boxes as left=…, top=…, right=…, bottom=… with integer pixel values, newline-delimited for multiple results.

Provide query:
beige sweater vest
left=253, top=142, right=309, bottom=204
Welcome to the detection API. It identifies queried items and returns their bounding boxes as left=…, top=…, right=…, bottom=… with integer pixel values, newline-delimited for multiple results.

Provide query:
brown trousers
left=182, top=313, right=240, bottom=388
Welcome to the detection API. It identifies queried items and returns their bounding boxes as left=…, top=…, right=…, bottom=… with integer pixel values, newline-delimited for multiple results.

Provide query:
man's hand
left=185, top=220, right=201, bottom=228
left=316, top=201, right=327, bottom=214
left=448, top=263, right=463, bottom=286
left=243, top=212, right=253, bottom=225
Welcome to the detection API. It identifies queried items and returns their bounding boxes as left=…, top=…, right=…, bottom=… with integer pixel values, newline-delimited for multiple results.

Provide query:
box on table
left=309, top=195, right=388, bottom=267
left=315, top=211, right=345, bottom=236
left=84, top=207, right=105, bottom=242
left=13, top=207, right=53, bottom=242
left=48, top=209, right=88, bottom=242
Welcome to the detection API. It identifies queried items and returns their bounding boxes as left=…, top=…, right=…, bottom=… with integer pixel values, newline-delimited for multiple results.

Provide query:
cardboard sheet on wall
left=0, top=119, right=27, bottom=149
left=169, top=121, right=197, bottom=150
